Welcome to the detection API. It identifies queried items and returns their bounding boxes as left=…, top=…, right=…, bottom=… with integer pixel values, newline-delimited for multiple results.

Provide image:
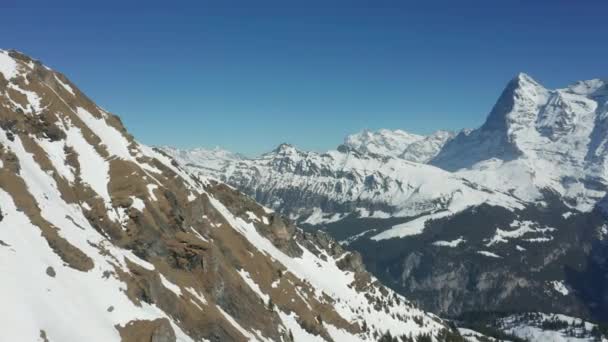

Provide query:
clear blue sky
left=1, top=1, right=607, bottom=155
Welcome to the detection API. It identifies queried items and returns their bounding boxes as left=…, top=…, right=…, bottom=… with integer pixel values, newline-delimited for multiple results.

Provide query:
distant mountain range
left=164, top=73, right=608, bottom=326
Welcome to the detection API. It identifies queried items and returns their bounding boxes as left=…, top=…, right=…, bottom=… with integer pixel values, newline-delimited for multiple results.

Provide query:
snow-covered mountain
left=166, top=73, right=608, bottom=235
left=340, top=129, right=456, bottom=163
left=433, top=73, right=608, bottom=211
left=0, top=49, right=469, bottom=341
left=400, top=130, right=456, bottom=163
left=160, top=146, right=243, bottom=180
left=164, top=73, right=608, bottom=324
left=165, top=141, right=523, bottom=230
left=343, top=129, right=424, bottom=158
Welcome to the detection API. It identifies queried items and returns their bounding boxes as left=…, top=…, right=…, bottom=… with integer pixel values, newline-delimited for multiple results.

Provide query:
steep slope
left=0, top=50, right=461, bottom=342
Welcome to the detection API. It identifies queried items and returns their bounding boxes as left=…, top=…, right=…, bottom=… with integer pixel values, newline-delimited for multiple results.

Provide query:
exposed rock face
left=0, top=49, right=458, bottom=341
left=117, top=319, right=176, bottom=342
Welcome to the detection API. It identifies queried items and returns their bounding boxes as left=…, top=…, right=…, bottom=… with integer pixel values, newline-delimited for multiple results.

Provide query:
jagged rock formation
left=0, top=50, right=463, bottom=341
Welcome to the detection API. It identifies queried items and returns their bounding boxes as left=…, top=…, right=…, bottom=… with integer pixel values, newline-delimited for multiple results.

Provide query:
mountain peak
left=481, top=72, right=548, bottom=132
left=274, top=142, right=293, bottom=150
left=515, top=72, right=540, bottom=86
left=272, top=142, right=299, bottom=155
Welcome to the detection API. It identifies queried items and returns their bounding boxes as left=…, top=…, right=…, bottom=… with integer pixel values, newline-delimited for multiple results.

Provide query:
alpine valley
left=165, top=73, right=608, bottom=340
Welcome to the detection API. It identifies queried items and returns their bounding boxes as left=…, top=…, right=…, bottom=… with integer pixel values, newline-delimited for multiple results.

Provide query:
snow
left=435, top=74, right=608, bottom=213
left=245, top=211, right=260, bottom=222
left=76, top=107, right=132, bottom=159
left=487, top=220, right=556, bottom=246
left=171, top=138, right=524, bottom=242
left=550, top=280, right=570, bottom=296
left=0, top=50, right=18, bottom=80
left=124, top=252, right=155, bottom=271
left=477, top=251, right=502, bottom=258
left=458, top=328, right=499, bottom=342
left=167, top=125, right=530, bottom=243
left=36, top=136, right=76, bottom=182
left=54, top=74, right=75, bottom=95
left=130, top=196, right=145, bottom=211
left=499, top=313, right=605, bottom=342
left=600, top=225, right=608, bottom=239
left=189, top=227, right=209, bottom=242
left=277, top=311, right=326, bottom=342
left=8, top=83, right=43, bottom=114
left=433, top=236, right=465, bottom=247
left=159, top=274, right=182, bottom=297
left=344, top=128, right=424, bottom=158
left=303, top=208, right=344, bottom=225
left=63, top=121, right=110, bottom=200
left=0, top=181, right=193, bottom=342
left=373, top=211, right=452, bottom=240
left=185, top=287, right=207, bottom=305
left=401, top=130, right=456, bottom=163
left=147, top=183, right=159, bottom=201
left=62, top=121, right=115, bottom=217
left=139, top=144, right=203, bottom=191
left=237, top=269, right=269, bottom=302
left=340, top=229, right=376, bottom=246
left=217, top=306, right=272, bottom=342
left=157, top=146, right=242, bottom=180
left=356, top=208, right=391, bottom=218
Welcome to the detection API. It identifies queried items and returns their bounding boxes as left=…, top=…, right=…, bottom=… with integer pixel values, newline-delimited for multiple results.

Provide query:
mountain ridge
left=0, top=49, right=466, bottom=342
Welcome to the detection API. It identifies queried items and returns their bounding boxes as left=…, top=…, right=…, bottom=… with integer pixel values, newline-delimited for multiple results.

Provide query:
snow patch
left=54, top=74, right=75, bottom=95
left=0, top=51, right=18, bottom=80
left=130, top=196, right=145, bottom=211
left=550, top=281, right=570, bottom=296
left=159, top=274, right=182, bottom=297
left=477, top=251, right=501, bottom=258
left=433, top=237, right=465, bottom=247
